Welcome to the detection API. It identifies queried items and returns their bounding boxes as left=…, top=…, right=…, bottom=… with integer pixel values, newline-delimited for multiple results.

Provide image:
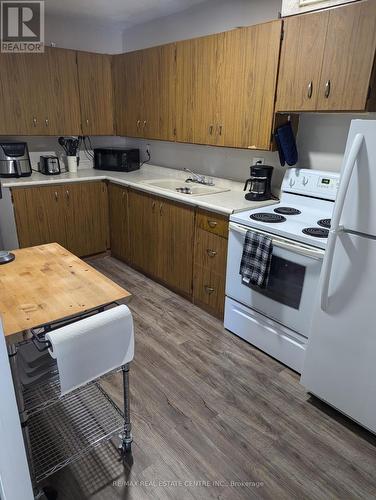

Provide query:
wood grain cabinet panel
left=77, top=52, right=114, bottom=135
left=317, top=0, right=376, bottom=111
left=158, top=198, right=195, bottom=296
left=128, top=189, right=159, bottom=276
left=64, top=182, right=109, bottom=257
left=0, top=54, right=32, bottom=135
left=193, top=209, right=229, bottom=318
left=196, top=209, right=229, bottom=239
left=113, top=51, right=144, bottom=137
left=37, top=48, right=82, bottom=135
left=220, top=21, right=282, bottom=150
left=176, top=34, right=222, bottom=146
left=193, top=265, right=226, bottom=319
left=12, top=182, right=108, bottom=257
left=276, top=10, right=329, bottom=112
left=12, top=186, right=68, bottom=249
left=108, top=183, right=130, bottom=262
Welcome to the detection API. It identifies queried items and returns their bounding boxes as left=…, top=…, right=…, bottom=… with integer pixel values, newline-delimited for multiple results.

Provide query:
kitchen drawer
left=193, top=265, right=225, bottom=319
left=196, top=209, right=229, bottom=238
left=194, top=228, right=227, bottom=274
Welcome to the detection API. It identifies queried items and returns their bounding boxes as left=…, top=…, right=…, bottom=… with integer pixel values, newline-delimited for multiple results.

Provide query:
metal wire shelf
left=28, top=382, right=124, bottom=483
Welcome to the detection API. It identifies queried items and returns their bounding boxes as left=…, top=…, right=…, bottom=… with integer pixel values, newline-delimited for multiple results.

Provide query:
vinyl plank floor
left=45, top=256, right=376, bottom=500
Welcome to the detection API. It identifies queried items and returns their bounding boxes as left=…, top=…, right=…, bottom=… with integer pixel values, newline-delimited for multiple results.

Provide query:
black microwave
left=93, top=148, right=140, bottom=172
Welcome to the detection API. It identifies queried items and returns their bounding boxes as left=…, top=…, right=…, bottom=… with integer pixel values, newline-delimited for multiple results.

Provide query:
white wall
left=45, top=15, right=123, bottom=53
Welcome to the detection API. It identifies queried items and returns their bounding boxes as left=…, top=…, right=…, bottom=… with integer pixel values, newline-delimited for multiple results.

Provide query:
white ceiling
left=45, top=0, right=210, bottom=28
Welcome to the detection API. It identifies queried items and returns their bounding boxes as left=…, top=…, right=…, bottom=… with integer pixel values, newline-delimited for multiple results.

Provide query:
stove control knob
left=302, top=177, right=309, bottom=186
left=289, top=179, right=295, bottom=188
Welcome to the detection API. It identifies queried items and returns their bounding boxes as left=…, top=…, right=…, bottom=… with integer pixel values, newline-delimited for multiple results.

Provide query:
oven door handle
left=229, top=222, right=325, bottom=260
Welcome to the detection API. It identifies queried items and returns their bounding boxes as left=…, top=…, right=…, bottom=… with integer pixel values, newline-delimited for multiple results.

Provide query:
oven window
left=252, top=256, right=306, bottom=309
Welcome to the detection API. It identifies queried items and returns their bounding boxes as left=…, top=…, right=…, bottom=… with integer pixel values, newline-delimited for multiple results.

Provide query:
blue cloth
left=274, top=122, right=298, bottom=166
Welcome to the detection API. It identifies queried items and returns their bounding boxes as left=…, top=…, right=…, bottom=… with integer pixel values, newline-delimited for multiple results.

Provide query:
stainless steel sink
left=140, top=179, right=230, bottom=196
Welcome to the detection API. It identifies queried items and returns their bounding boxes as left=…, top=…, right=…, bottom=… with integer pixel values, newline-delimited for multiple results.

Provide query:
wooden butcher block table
left=0, top=242, right=131, bottom=342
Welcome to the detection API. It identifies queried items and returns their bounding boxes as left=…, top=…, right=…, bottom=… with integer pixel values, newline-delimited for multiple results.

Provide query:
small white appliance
left=225, top=168, right=340, bottom=373
left=301, top=119, right=376, bottom=433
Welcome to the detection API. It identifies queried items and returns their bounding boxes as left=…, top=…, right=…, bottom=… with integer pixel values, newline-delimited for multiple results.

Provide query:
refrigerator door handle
left=320, top=133, right=364, bottom=311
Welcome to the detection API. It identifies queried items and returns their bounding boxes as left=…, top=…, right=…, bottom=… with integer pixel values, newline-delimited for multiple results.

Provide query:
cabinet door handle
left=32, top=117, right=37, bottom=127
left=86, top=119, right=89, bottom=125
left=204, top=285, right=215, bottom=294
left=307, top=81, right=313, bottom=99
left=143, top=120, right=147, bottom=129
left=66, top=190, right=69, bottom=199
left=152, top=201, right=156, bottom=212
left=218, top=125, right=223, bottom=136
left=209, top=125, right=214, bottom=135
left=324, top=80, right=331, bottom=99
left=45, top=118, right=49, bottom=127
left=54, top=191, right=58, bottom=201
left=159, top=203, right=163, bottom=216
left=207, top=220, right=218, bottom=228
left=137, top=120, right=141, bottom=129
left=206, top=249, right=217, bottom=257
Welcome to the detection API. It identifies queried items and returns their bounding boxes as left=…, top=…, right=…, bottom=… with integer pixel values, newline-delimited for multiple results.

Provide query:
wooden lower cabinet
left=12, top=182, right=108, bottom=257
left=193, top=210, right=229, bottom=318
left=108, top=184, right=130, bottom=261
left=127, top=189, right=195, bottom=297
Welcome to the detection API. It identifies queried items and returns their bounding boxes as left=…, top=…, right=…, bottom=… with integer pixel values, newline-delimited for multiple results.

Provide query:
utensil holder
left=67, top=156, right=77, bottom=173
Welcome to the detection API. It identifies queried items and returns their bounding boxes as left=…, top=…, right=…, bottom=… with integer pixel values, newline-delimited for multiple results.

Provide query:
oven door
left=226, top=222, right=324, bottom=337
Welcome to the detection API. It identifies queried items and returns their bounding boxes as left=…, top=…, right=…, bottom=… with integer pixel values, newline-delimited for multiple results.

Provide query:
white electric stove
left=225, top=168, right=340, bottom=373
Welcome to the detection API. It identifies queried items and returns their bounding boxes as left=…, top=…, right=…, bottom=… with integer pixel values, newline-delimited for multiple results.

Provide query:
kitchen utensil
left=0, top=142, right=32, bottom=178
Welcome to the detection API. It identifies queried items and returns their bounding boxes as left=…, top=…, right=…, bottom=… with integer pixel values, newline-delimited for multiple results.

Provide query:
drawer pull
left=206, top=249, right=217, bottom=257
left=307, top=81, right=313, bottom=99
left=207, top=220, right=218, bottom=228
left=54, top=191, right=58, bottom=201
left=204, top=286, right=215, bottom=294
left=324, top=80, right=331, bottom=99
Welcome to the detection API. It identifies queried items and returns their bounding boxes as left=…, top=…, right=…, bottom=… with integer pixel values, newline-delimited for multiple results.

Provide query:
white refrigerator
left=301, top=119, right=376, bottom=433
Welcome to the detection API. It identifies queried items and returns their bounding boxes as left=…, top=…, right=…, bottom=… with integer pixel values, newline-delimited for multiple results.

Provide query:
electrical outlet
left=146, top=144, right=151, bottom=156
left=252, top=157, right=264, bottom=165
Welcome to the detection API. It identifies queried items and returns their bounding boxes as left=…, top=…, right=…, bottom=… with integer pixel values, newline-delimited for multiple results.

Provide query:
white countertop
left=1, top=164, right=278, bottom=215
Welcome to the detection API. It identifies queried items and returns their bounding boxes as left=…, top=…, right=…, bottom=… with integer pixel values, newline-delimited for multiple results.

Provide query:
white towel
left=46, top=305, right=134, bottom=396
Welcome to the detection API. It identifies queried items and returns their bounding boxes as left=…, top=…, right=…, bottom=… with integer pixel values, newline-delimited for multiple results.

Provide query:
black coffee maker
left=243, top=164, right=273, bottom=201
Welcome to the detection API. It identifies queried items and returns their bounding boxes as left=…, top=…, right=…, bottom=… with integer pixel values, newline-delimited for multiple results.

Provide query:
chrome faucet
left=184, top=168, right=214, bottom=186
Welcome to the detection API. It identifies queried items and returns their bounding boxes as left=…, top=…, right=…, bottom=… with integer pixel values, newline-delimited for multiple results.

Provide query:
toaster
left=39, top=156, right=61, bottom=175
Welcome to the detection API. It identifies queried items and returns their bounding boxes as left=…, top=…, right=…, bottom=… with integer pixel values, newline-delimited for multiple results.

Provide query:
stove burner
left=250, top=213, right=286, bottom=223
left=317, top=218, right=331, bottom=229
left=302, top=227, right=329, bottom=238
left=274, top=207, right=301, bottom=216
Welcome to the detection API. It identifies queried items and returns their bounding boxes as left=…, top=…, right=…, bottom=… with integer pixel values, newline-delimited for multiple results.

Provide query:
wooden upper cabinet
left=317, top=1, right=376, bottom=111
left=276, top=10, right=329, bottom=112
left=41, top=48, right=82, bottom=135
left=142, top=44, right=176, bottom=141
left=277, top=0, right=376, bottom=112
left=176, top=34, right=222, bottom=146
left=0, top=54, right=31, bottom=135
left=77, top=52, right=114, bottom=135
left=0, top=48, right=81, bottom=135
left=113, top=44, right=176, bottom=140
left=220, top=21, right=282, bottom=150
left=113, top=51, right=143, bottom=137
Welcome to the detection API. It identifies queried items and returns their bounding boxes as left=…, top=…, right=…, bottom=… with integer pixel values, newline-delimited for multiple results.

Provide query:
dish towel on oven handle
left=239, top=230, right=273, bottom=288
